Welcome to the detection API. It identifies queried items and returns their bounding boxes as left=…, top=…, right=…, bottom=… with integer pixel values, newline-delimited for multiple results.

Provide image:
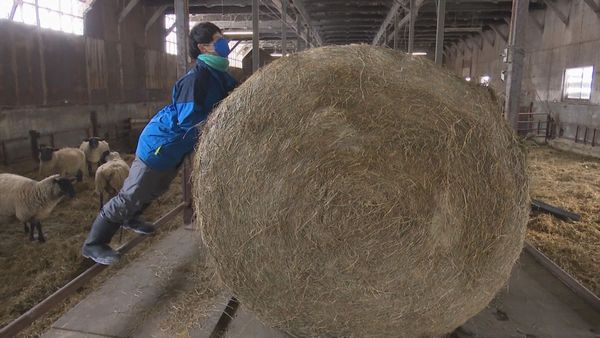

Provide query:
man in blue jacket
left=82, top=22, right=237, bottom=265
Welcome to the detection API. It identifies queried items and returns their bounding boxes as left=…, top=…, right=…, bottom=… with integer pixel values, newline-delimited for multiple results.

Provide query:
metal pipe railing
left=524, top=242, right=600, bottom=311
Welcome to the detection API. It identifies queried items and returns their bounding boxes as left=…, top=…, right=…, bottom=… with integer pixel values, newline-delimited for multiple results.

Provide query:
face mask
left=213, top=37, right=231, bottom=57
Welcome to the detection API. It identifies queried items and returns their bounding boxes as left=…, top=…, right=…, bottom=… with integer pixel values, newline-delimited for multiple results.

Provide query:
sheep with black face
left=79, top=137, right=110, bottom=177
left=0, top=174, right=76, bottom=242
left=39, top=146, right=86, bottom=182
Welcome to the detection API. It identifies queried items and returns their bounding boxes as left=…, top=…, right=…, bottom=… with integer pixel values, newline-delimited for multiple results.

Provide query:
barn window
left=480, top=75, right=491, bottom=86
left=3, top=0, right=90, bottom=36
left=165, top=14, right=177, bottom=55
left=563, top=66, right=594, bottom=100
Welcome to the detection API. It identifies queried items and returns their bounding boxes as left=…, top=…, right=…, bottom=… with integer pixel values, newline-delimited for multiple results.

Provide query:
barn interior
left=0, top=0, right=599, bottom=337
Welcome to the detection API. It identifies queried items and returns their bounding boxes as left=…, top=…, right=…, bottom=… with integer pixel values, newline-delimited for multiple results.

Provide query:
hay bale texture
left=193, top=45, right=529, bottom=338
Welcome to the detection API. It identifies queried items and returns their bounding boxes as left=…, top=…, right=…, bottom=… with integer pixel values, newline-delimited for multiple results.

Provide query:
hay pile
left=193, top=45, right=529, bottom=337
left=526, top=144, right=600, bottom=296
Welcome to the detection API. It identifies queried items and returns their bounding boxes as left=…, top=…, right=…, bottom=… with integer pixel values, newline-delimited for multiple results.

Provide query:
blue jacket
left=136, top=60, right=237, bottom=171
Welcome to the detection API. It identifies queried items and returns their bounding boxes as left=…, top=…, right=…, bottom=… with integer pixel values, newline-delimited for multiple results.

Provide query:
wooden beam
left=373, top=0, right=403, bottom=45
left=479, top=30, right=494, bottom=46
left=465, top=39, right=475, bottom=52
left=530, top=11, right=545, bottom=32
left=145, top=5, right=168, bottom=32
left=582, top=0, right=600, bottom=17
left=445, top=27, right=482, bottom=33
left=542, top=0, right=569, bottom=25
left=270, top=0, right=309, bottom=43
left=165, top=21, right=176, bottom=36
left=174, top=0, right=189, bottom=76
left=9, top=0, right=19, bottom=20
left=292, top=0, right=322, bottom=46
left=296, top=15, right=302, bottom=50
left=490, top=24, right=508, bottom=42
left=229, top=40, right=242, bottom=52
left=119, top=0, right=141, bottom=23
left=474, top=36, right=483, bottom=50
left=385, top=0, right=426, bottom=46
left=394, top=0, right=409, bottom=11
left=583, top=0, right=600, bottom=11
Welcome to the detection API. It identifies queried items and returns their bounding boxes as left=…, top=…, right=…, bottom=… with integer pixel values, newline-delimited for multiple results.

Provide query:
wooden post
left=29, top=130, right=40, bottom=161
left=1, top=141, right=7, bottom=165
left=90, top=110, right=99, bottom=137
left=174, top=0, right=193, bottom=226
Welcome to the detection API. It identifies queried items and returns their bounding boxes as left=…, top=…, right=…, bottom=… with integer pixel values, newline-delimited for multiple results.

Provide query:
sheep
left=79, top=137, right=110, bottom=177
left=39, top=146, right=86, bottom=182
left=0, top=173, right=76, bottom=242
left=95, top=151, right=130, bottom=209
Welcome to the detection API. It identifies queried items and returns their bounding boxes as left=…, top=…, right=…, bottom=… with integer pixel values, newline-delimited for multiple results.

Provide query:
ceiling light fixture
left=224, top=31, right=254, bottom=36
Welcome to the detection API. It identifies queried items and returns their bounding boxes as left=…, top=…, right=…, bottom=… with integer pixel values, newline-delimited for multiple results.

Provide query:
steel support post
left=296, top=15, right=301, bottom=51
left=252, top=0, right=260, bottom=73
left=435, top=0, right=446, bottom=64
left=281, top=0, right=287, bottom=55
left=408, top=0, right=416, bottom=53
left=504, top=0, right=529, bottom=132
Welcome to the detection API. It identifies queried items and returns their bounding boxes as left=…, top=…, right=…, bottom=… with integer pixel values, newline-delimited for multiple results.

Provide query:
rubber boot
left=122, top=203, right=155, bottom=235
left=82, top=213, right=121, bottom=265
left=122, top=219, right=156, bottom=235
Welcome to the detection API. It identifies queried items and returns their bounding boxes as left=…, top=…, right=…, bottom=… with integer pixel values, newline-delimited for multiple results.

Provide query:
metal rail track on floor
left=203, top=241, right=600, bottom=338
left=524, top=242, right=600, bottom=311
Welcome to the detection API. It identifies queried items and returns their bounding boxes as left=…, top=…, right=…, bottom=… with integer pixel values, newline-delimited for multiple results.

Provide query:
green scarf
left=198, top=54, right=229, bottom=72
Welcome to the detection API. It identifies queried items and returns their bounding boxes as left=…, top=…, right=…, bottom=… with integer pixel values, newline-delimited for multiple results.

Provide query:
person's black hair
left=189, top=22, right=222, bottom=59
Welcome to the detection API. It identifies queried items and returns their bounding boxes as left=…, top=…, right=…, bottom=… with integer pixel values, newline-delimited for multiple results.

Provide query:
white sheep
left=39, top=146, right=87, bottom=182
left=0, top=173, right=76, bottom=242
left=95, top=151, right=130, bottom=209
left=79, top=137, right=110, bottom=177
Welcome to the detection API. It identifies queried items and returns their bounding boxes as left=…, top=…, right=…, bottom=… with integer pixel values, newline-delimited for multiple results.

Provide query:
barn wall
left=0, top=0, right=177, bottom=148
left=444, top=0, right=600, bottom=141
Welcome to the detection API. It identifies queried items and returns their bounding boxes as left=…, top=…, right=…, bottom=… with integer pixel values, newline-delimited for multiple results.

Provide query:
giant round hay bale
left=193, top=45, right=529, bottom=338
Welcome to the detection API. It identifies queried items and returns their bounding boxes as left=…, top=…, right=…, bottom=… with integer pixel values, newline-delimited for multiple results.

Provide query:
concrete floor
left=42, top=227, right=600, bottom=338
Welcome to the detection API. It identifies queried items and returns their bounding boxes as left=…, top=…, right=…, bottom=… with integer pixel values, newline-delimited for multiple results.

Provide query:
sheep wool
left=80, top=139, right=110, bottom=164
left=0, top=174, right=69, bottom=224
left=39, top=147, right=86, bottom=179
left=95, top=152, right=130, bottom=197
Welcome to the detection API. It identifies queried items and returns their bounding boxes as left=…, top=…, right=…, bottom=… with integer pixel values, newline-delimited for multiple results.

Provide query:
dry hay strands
left=193, top=45, right=529, bottom=338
